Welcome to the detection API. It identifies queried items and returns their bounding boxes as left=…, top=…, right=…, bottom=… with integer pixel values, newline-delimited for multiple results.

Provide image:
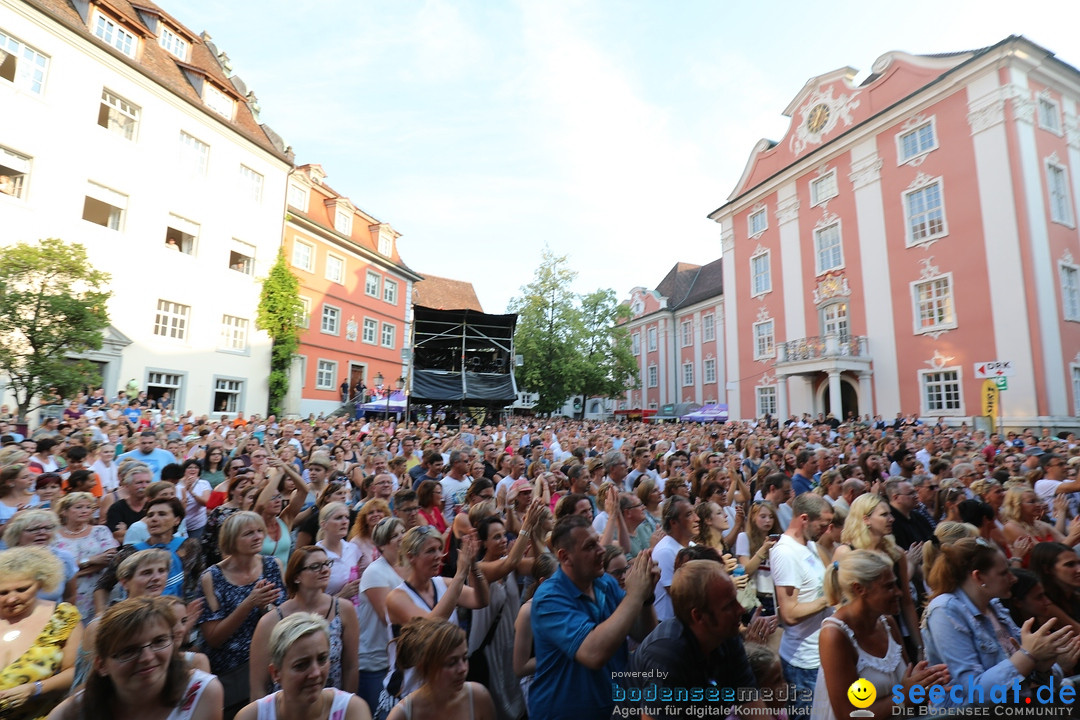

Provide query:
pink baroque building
left=621, top=259, right=725, bottom=416
left=709, top=36, right=1080, bottom=429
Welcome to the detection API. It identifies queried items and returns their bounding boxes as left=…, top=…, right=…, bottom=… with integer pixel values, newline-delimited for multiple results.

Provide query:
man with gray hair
left=602, top=451, right=629, bottom=492
left=833, top=477, right=866, bottom=515
left=951, top=461, right=979, bottom=499
left=886, top=477, right=934, bottom=550
left=769, top=492, right=832, bottom=713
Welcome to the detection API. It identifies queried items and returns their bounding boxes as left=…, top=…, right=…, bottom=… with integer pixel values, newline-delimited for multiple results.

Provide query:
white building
left=0, top=0, right=292, bottom=415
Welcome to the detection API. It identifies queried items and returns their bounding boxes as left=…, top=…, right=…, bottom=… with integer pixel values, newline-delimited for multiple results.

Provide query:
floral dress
left=198, top=556, right=285, bottom=675
left=53, top=526, right=118, bottom=622
left=0, top=602, right=81, bottom=720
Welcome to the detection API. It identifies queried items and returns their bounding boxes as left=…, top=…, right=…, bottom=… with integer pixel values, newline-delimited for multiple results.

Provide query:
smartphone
left=768, top=534, right=781, bottom=542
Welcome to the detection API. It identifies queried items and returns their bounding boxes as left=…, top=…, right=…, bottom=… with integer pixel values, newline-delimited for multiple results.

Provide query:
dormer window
left=378, top=233, right=392, bottom=256
left=203, top=84, right=233, bottom=120
left=93, top=13, right=137, bottom=58
left=158, top=26, right=188, bottom=61
left=334, top=208, right=352, bottom=236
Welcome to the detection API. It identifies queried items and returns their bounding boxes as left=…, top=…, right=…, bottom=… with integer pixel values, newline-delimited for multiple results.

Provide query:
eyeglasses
left=398, top=506, right=420, bottom=514
left=25, top=525, right=56, bottom=534
left=624, top=503, right=645, bottom=510
left=302, top=560, right=335, bottom=572
left=111, top=635, right=173, bottom=663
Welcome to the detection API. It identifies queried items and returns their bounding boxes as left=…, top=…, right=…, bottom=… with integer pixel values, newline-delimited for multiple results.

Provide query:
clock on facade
left=806, top=103, right=831, bottom=133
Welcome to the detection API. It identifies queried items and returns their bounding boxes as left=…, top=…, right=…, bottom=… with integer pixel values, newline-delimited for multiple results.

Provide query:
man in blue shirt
left=790, top=449, right=817, bottom=496
left=118, top=431, right=176, bottom=481
left=529, top=515, right=658, bottom=720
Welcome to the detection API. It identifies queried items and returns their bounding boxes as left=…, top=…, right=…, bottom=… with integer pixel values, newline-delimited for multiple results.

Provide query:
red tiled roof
left=23, top=0, right=292, bottom=162
left=413, top=274, right=483, bottom=312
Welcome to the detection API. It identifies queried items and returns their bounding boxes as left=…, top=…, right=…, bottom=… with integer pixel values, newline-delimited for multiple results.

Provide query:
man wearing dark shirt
left=886, top=478, right=934, bottom=550
left=105, top=465, right=151, bottom=540
left=627, top=560, right=764, bottom=718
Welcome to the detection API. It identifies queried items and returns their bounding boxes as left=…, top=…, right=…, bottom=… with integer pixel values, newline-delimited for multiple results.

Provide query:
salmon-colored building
left=622, top=260, right=725, bottom=416
left=283, top=164, right=422, bottom=417
left=709, top=36, right=1080, bottom=428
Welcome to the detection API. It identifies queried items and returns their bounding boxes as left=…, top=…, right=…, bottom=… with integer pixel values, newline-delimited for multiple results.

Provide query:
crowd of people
left=3, top=397, right=1080, bottom=719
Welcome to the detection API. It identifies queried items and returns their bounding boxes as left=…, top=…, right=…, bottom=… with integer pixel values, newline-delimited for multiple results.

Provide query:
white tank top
left=255, top=688, right=353, bottom=720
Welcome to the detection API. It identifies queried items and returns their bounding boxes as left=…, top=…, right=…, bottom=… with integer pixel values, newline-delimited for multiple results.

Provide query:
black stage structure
left=408, top=306, right=518, bottom=426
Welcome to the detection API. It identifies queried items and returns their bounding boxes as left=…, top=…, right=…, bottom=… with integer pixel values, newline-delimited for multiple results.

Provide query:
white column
left=1007, top=69, right=1067, bottom=416
left=858, top=371, right=874, bottom=418
left=777, top=375, right=789, bottom=420
left=966, top=75, right=1039, bottom=415
left=849, top=141, right=900, bottom=416
left=776, top=184, right=805, bottom=340
left=721, top=223, right=741, bottom=419
left=658, top=317, right=667, bottom=407
left=828, top=370, right=842, bottom=418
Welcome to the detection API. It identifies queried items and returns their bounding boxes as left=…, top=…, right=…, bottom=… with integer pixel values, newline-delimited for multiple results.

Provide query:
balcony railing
left=777, top=335, right=869, bottom=363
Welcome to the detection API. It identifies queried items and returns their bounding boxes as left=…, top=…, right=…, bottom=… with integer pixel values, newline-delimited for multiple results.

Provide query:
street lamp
left=392, top=376, right=404, bottom=420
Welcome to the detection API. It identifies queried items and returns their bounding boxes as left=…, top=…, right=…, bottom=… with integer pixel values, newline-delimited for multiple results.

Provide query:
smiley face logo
left=847, top=678, right=876, bottom=709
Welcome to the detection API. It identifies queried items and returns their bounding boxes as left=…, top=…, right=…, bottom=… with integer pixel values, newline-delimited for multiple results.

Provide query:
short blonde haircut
left=0, top=545, right=63, bottom=593
left=269, top=612, right=328, bottom=668
left=54, top=492, right=97, bottom=524
left=117, top=548, right=171, bottom=583
left=218, top=511, right=266, bottom=556
left=2, top=508, right=59, bottom=547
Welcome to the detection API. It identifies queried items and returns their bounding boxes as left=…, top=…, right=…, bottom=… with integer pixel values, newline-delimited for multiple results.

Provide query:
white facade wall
left=0, top=2, right=290, bottom=416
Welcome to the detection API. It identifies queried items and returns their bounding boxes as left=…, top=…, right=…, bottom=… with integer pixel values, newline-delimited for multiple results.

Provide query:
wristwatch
left=78, top=559, right=89, bottom=569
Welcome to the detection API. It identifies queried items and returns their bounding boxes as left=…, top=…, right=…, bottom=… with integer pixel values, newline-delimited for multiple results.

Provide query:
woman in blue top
left=923, top=537, right=1077, bottom=709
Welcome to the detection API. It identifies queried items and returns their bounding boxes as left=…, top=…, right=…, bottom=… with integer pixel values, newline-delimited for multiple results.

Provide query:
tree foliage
left=0, top=239, right=111, bottom=421
left=256, top=249, right=304, bottom=416
left=509, top=249, right=638, bottom=415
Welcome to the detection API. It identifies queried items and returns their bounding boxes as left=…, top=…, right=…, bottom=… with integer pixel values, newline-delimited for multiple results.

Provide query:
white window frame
left=165, top=214, right=199, bottom=255
left=287, top=182, right=309, bottom=210
left=919, top=367, right=964, bottom=416
left=911, top=273, right=957, bottom=335
left=647, top=365, right=658, bottom=388
left=381, top=322, right=395, bottom=349
left=320, top=304, right=340, bottom=336
left=229, top=239, right=255, bottom=276
left=702, top=313, right=715, bottom=342
left=753, top=320, right=775, bottom=360
left=0, top=145, right=31, bottom=200
left=292, top=238, right=314, bottom=272
left=93, top=12, right=136, bottom=58
left=315, top=360, right=337, bottom=390
left=334, top=208, right=352, bottom=236
left=1061, top=261, right=1080, bottom=322
left=158, top=25, right=188, bottom=61
left=362, top=318, right=378, bottom=345
left=821, top=301, right=849, bottom=338
left=219, top=315, right=249, bottom=353
left=1073, top=365, right=1080, bottom=416
left=704, top=358, right=716, bottom=384
left=903, top=177, right=948, bottom=246
left=1037, top=95, right=1062, bottom=135
left=647, top=327, right=657, bottom=352
left=748, top=208, right=767, bottom=237
left=203, top=84, right=234, bottom=120
left=238, top=165, right=263, bottom=204
left=1047, top=159, right=1074, bottom=227
left=325, top=253, right=345, bottom=284
left=750, top=250, right=771, bottom=297
left=98, top=88, right=139, bottom=141
left=378, top=234, right=393, bottom=256
left=212, top=377, right=244, bottom=414
left=365, top=270, right=381, bottom=297
left=756, top=386, right=777, bottom=418
left=83, top=182, right=127, bottom=230
left=383, top=278, right=398, bottom=305
left=298, top=296, right=311, bottom=329
left=814, top=221, right=844, bottom=275
left=0, top=30, right=49, bottom=94
left=682, top=362, right=694, bottom=387
left=153, top=299, right=189, bottom=341
left=632, top=332, right=641, bottom=356
left=681, top=320, right=693, bottom=347
left=178, top=131, right=209, bottom=177
left=810, top=170, right=838, bottom=206
left=896, top=117, right=938, bottom=164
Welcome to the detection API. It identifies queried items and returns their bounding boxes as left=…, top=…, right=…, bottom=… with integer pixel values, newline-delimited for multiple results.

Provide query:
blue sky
left=180, top=0, right=1080, bottom=313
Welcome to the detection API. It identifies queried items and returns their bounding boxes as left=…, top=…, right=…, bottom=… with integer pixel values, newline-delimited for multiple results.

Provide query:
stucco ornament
left=790, top=86, right=861, bottom=155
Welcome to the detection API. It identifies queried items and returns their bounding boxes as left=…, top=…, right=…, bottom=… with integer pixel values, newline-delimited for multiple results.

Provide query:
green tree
left=0, top=239, right=111, bottom=422
left=508, top=248, right=584, bottom=414
left=578, top=288, right=638, bottom=403
left=256, top=248, right=304, bottom=416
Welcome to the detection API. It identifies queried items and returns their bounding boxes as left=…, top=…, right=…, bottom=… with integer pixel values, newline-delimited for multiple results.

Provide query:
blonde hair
left=218, top=511, right=266, bottom=556
left=117, top=549, right=172, bottom=583
left=1001, top=486, right=1035, bottom=523
left=841, top=493, right=902, bottom=562
left=0, top=546, right=63, bottom=593
left=921, top=521, right=979, bottom=570
left=269, top=612, right=328, bottom=668
left=54, top=492, right=97, bottom=524
left=2, top=508, right=59, bottom=547
left=823, top=549, right=893, bottom=606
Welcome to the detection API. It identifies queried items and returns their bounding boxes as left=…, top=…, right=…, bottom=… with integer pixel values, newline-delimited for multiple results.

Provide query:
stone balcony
left=775, top=335, right=872, bottom=376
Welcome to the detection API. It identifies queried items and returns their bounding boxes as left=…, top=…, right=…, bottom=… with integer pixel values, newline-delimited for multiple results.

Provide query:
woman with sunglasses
left=49, top=596, right=222, bottom=720
left=249, top=546, right=358, bottom=700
